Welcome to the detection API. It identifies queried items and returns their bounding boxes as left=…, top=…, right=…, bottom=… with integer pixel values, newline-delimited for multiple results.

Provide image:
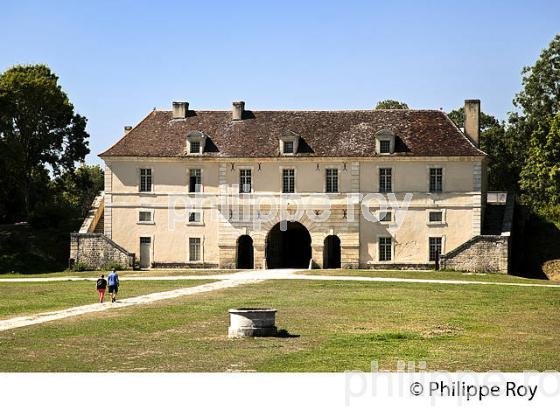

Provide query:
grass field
left=0, top=277, right=558, bottom=372
left=299, top=269, right=557, bottom=284
left=0, top=280, right=214, bottom=320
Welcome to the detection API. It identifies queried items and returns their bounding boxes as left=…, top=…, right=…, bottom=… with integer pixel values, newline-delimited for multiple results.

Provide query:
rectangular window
left=189, top=238, right=201, bottom=262
left=379, top=168, right=392, bottom=193
left=282, top=169, right=295, bottom=193
left=140, top=237, right=151, bottom=244
left=140, top=168, right=152, bottom=192
left=429, top=211, right=443, bottom=223
left=190, top=140, right=201, bottom=154
left=138, top=211, right=152, bottom=222
left=239, top=169, right=252, bottom=193
left=429, top=237, right=443, bottom=261
left=283, top=141, right=294, bottom=154
left=429, top=168, right=443, bottom=193
left=378, top=237, right=392, bottom=261
left=188, top=211, right=201, bottom=223
left=189, top=169, right=202, bottom=193
left=379, top=140, right=391, bottom=154
left=326, top=168, right=338, bottom=193
left=379, top=211, right=392, bottom=222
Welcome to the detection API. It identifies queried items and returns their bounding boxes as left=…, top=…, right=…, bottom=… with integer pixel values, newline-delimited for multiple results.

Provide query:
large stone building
left=70, top=100, right=513, bottom=272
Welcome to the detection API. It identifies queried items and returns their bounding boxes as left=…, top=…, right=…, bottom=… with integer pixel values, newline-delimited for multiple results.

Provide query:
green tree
left=56, top=164, right=104, bottom=218
left=375, top=100, right=409, bottom=109
left=520, top=113, right=560, bottom=218
left=447, top=108, right=516, bottom=190
left=0, top=64, right=89, bottom=221
left=506, top=34, right=560, bottom=196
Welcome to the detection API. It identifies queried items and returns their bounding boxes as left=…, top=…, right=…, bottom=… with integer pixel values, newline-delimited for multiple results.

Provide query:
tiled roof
left=99, top=109, right=485, bottom=158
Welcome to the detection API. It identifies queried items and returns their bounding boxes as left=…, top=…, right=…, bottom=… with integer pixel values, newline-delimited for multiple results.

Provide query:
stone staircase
left=440, top=192, right=514, bottom=273
left=69, top=192, right=135, bottom=269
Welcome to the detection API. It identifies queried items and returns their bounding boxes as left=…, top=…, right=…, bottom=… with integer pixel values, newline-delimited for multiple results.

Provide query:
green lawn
left=0, top=280, right=214, bottom=320
left=297, top=269, right=557, bottom=284
left=0, top=279, right=558, bottom=372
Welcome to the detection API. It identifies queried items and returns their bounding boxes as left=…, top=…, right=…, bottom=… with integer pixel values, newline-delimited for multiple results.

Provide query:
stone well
left=228, top=308, right=277, bottom=338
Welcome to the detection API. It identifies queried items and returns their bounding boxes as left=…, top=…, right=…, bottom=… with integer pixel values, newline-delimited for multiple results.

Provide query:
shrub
left=72, top=261, right=92, bottom=272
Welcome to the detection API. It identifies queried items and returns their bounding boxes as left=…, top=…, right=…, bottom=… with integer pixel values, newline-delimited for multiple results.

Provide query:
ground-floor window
left=378, top=237, right=392, bottom=261
left=429, top=237, right=442, bottom=261
left=189, top=237, right=202, bottom=262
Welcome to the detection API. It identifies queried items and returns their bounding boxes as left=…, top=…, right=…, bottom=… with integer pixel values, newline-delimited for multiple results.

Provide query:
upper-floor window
left=138, top=211, right=153, bottom=223
left=188, top=211, right=202, bottom=224
left=189, top=169, right=202, bottom=193
left=375, top=129, right=395, bottom=154
left=429, top=168, right=443, bottom=193
left=379, top=211, right=392, bottom=223
left=190, top=140, right=201, bottom=154
left=140, top=168, right=152, bottom=192
left=429, top=211, right=443, bottom=223
left=239, top=169, right=252, bottom=193
left=283, top=141, right=294, bottom=154
left=326, top=168, right=338, bottom=193
left=379, top=168, right=392, bottom=193
left=186, top=131, right=206, bottom=155
left=282, top=169, right=295, bottom=193
left=379, top=140, right=391, bottom=154
left=379, top=237, right=392, bottom=261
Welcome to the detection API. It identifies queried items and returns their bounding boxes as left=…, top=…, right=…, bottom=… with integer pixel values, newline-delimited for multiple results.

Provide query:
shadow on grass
left=276, top=329, right=300, bottom=338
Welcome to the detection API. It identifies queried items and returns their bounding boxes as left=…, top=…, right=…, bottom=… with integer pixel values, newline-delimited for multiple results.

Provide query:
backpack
left=96, top=278, right=106, bottom=289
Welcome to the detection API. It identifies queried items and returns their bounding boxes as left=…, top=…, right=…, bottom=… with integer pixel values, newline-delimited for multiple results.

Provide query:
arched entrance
left=266, top=221, right=311, bottom=269
left=236, top=235, right=254, bottom=269
left=323, top=235, right=341, bottom=269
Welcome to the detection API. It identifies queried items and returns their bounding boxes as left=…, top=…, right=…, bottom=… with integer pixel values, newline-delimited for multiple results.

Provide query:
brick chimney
left=232, top=101, right=245, bottom=121
left=172, top=101, right=188, bottom=119
left=464, top=99, right=480, bottom=146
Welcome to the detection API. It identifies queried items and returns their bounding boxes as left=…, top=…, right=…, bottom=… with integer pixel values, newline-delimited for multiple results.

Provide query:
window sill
left=186, top=222, right=205, bottom=226
left=137, top=221, right=155, bottom=225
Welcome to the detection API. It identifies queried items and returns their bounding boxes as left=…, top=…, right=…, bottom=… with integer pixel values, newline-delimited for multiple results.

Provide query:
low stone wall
left=440, top=235, right=509, bottom=273
left=69, top=233, right=135, bottom=269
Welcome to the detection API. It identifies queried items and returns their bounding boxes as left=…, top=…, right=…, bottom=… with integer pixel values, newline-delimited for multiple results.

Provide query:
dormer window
left=379, top=140, right=391, bottom=154
left=190, top=140, right=201, bottom=154
left=280, top=131, right=300, bottom=155
left=283, top=141, right=294, bottom=154
left=375, top=129, right=395, bottom=155
left=186, top=131, right=207, bottom=155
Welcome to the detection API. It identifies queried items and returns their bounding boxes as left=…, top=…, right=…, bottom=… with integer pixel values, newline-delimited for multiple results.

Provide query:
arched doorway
left=236, top=235, right=254, bottom=269
left=266, top=221, right=311, bottom=269
left=323, top=235, right=341, bottom=268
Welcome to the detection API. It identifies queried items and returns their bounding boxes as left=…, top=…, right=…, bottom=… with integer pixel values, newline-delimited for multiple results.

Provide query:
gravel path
left=0, top=277, right=263, bottom=332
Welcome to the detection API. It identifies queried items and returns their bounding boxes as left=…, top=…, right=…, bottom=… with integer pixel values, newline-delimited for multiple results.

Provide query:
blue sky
left=1, top=0, right=559, bottom=165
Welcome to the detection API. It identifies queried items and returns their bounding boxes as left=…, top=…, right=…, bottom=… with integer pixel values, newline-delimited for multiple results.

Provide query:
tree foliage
left=0, top=64, right=90, bottom=221
left=520, top=114, right=560, bottom=218
left=375, top=100, right=409, bottom=109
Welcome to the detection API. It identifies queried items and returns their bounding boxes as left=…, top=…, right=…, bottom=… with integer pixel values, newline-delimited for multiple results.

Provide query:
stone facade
left=69, top=233, right=135, bottom=269
left=440, top=235, right=509, bottom=273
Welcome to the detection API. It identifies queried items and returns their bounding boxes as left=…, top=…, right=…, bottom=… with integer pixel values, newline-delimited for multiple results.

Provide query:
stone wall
left=440, top=235, right=509, bottom=273
left=69, top=233, right=135, bottom=269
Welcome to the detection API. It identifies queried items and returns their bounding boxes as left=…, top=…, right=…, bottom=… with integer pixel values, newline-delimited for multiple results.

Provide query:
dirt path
left=0, top=278, right=263, bottom=332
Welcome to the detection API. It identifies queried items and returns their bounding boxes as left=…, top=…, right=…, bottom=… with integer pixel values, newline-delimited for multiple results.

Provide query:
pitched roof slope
left=99, top=109, right=485, bottom=158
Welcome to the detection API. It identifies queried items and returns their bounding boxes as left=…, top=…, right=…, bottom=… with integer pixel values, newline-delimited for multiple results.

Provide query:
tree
left=447, top=108, right=515, bottom=191
left=0, top=64, right=89, bottom=220
left=56, top=165, right=104, bottom=218
left=375, top=100, right=409, bottom=109
left=519, top=113, right=560, bottom=217
left=505, top=34, right=560, bottom=196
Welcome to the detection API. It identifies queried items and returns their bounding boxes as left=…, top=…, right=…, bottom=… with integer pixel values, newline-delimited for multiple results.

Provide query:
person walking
left=107, top=270, right=120, bottom=303
left=96, top=274, right=107, bottom=303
